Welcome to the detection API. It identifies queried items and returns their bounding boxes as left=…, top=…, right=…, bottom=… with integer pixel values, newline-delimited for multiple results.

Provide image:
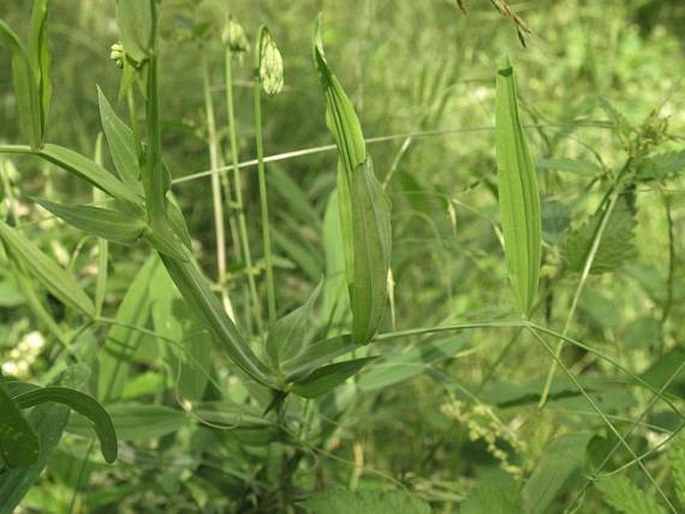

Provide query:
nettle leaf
left=302, top=489, right=431, bottom=514
left=595, top=475, right=668, bottom=514
left=0, top=221, right=94, bottom=317
left=460, top=484, right=524, bottom=514
left=13, top=387, right=117, bottom=464
left=562, top=197, right=637, bottom=274
left=116, top=0, right=153, bottom=63
left=636, top=149, right=685, bottom=182
left=523, top=433, right=592, bottom=514
left=97, top=86, right=142, bottom=188
left=290, top=356, right=377, bottom=398
left=495, top=60, right=541, bottom=318
left=0, top=381, right=39, bottom=469
left=35, top=198, right=146, bottom=245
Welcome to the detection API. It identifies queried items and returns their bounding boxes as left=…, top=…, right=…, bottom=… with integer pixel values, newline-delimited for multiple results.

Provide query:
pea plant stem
left=225, top=47, right=263, bottom=333
left=253, top=70, right=276, bottom=326
left=202, top=52, right=235, bottom=321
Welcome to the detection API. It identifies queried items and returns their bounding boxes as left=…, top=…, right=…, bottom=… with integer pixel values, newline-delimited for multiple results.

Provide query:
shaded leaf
left=290, top=357, right=377, bottom=398
left=495, top=60, right=541, bottom=317
left=0, top=221, right=94, bottom=316
left=460, top=483, right=523, bottom=514
left=0, top=381, right=39, bottom=469
left=283, top=334, right=356, bottom=382
left=116, top=0, right=153, bottom=63
left=13, top=386, right=117, bottom=463
left=595, top=475, right=667, bottom=514
left=28, top=0, right=51, bottom=142
left=302, top=489, right=431, bottom=514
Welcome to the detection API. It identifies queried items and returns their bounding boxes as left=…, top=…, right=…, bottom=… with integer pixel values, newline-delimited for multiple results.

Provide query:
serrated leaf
left=290, top=357, right=377, bottom=398
left=97, top=86, right=142, bottom=188
left=13, top=387, right=117, bottom=463
left=637, top=150, right=685, bottom=182
left=523, top=433, right=592, bottom=514
left=595, top=475, right=668, bottom=514
left=495, top=61, right=541, bottom=318
left=302, top=489, right=431, bottom=514
left=0, top=221, right=94, bottom=316
left=35, top=198, right=146, bottom=245
left=460, top=484, right=524, bottom=514
left=0, top=381, right=39, bottom=469
left=562, top=197, right=637, bottom=274
left=668, top=431, right=685, bottom=508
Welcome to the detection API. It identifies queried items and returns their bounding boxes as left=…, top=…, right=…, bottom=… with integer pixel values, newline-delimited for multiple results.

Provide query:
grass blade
left=495, top=59, right=541, bottom=318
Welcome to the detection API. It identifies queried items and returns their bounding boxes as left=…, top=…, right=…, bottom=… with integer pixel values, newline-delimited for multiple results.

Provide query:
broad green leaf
left=0, top=221, right=94, bottom=316
left=35, top=198, right=146, bottom=245
left=637, top=149, right=685, bottom=182
left=357, top=336, right=467, bottom=392
left=595, top=475, right=668, bottom=514
left=13, top=386, right=117, bottom=463
left=460, top=484, right=523, bottom=514
left=290, top=356, right=377, bottom=398
left=116, top=0, right=153, bottom=63
left=97, top=256, right=157, bottom=401
left=348, top=159, right=392, bottom=344
left=0, top=381, right=39, bottom=469
left=562, top=196, right=636, bottom=274
left=67, top=403, right=186, bottom=441
left=97, top=86, right=142, bottom=188
left=495, top=60, right=541, bottom=318
left=283, top=335, right=356, bottom=382
left=302, top=489, right=431, bottom=514
left=322, top=190, right=352, bottom=334
left=523, top=433, right=593, bottom=514
left=38, top=143, right=142, bottom=206
left=0, top=403, right=70, bottom=514
left=266, top=282, right=320, bottom=369
left=28, top=0, right=51, bottom=143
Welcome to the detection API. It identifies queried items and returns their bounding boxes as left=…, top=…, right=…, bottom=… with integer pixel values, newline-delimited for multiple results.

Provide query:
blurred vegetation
left=1, top=0, right=685, bottom=512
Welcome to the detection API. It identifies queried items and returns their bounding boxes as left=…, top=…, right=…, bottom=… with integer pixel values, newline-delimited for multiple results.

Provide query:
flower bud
left=222, top=14, right=250, bottom=53
left=110, top=41, right=125, bottom=68
left=258, top=28, right=283, bottom=96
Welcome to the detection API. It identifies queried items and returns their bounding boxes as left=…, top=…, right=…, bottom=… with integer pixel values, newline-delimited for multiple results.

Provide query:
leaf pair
left=313, top=16, right=392, bottom=344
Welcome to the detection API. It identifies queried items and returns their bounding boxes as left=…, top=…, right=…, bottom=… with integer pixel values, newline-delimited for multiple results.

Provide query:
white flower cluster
left=2, top=331, right=46, bottom=378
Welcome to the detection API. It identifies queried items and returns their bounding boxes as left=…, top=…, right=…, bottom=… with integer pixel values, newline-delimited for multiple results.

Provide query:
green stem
left=253, top=62, right=276, bottom=325
left=202, top=52, right=235, bottom=321
left=226, top=47, right=263, bottom=333
left=538, top=191, right=620, bottom=408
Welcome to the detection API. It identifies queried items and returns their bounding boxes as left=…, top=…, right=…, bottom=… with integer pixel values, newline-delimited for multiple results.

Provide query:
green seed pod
left=257, top=27, right=283, bottom=96
left=222, top=14, right=250, bottom=53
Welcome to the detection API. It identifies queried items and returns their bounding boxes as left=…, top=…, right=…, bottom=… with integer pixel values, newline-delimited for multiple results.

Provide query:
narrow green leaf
left=495, top=60, right=541, bottom=317
left=522, top=433, right=592, bottom=514
left=322, top=190, right=352, bottom=334
left=266, top=282, right=321, bottom=369
left=67, top=403, right=186, bottom=442
left=0, top=381, right=39, bottom=469
left=595, top=475, right=668, bottom=514
left=97, top=86, right=142, bottom=188
left=357, top=336, right=467, bottom=392
left=116, top=0, right=153, bottom=63
left=28, top=0, right=51, bottom=142
left=13, top=387, right=117, bottom=463
left=0, top=221, right=94, bottom=316
left=290, top=356, right=377, bottom=398
left=38, top=143, right=142, bottom=206
left=283, top=335, right=356, bottom=382
left=35, top=198, right=146, bottom=245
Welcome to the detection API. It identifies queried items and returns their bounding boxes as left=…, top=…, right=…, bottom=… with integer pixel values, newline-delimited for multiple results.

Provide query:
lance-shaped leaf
left=0, top=221, right=94, bottom=317
left=495, top=60, right=541, bottom=318
left=28, top=0, right=51, bottom=143
left=0, top=381, right=39, bottom=469
left=35, top=198, right=146, bottom=245
left=13, top=386, right=118, bottom=464
left=313, top=17, right=391, bottom=344
left=97, top=86, right=142, bottom=188
left=290, top=356, right=378, bottom=398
